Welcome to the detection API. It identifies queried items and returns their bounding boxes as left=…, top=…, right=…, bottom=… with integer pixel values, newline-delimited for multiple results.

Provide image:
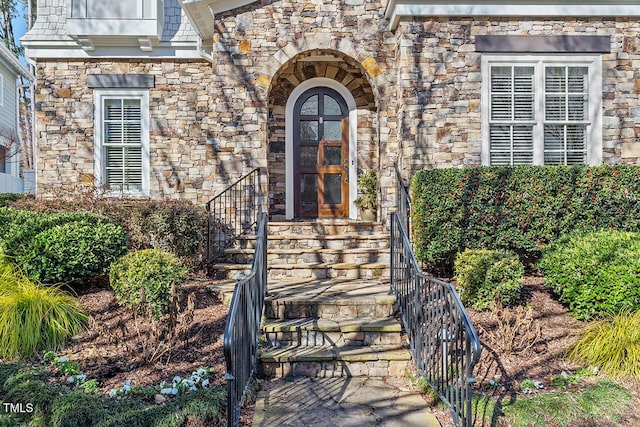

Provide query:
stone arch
left=257, top=36, right=388, bottom=100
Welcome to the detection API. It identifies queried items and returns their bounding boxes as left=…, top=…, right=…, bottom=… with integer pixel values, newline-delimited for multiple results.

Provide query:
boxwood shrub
left=110, top=249, right=187, bottom=319
left=19, top=221, right=128, bottom=286
left=539, top=230, right=640, bottom=319
left=454, top=249, right=523, bottom=310
left=411, top=165, right=640, bottom=273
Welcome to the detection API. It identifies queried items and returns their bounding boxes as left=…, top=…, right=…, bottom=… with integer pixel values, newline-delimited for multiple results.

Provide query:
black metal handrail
left=223, top=212, right=268, bottom=427
left=394, top=163, right=411, bottom=237
left=205, top=168, right=262, bottom=268
left=390, top=212, right=481, bottom=427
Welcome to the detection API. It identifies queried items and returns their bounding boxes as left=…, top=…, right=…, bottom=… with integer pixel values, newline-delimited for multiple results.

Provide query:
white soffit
left=179, top=0, right=257, bottom=40
left=385, top=1, right=640, bottom=29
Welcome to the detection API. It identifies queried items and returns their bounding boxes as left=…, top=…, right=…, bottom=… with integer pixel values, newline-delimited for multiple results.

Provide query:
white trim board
left=385, top=1, right=640, bottom=29
left=285, top=78, right=358, bottom=220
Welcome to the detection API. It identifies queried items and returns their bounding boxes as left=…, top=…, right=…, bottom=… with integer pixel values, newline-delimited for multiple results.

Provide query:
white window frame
left=0, top=74, right=4, bottom=107
left=481, top=54, right=602, bottom=166
left=94, top=89, right=149, bottom=197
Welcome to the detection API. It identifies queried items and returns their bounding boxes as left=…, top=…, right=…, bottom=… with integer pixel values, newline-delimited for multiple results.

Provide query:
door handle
left=343, top=158, right=349, bottom=183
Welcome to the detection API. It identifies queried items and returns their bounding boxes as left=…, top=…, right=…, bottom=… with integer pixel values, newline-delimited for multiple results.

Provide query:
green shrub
left=0, top=207, right=39, bottom=239
left=0, top=210, right=112, bottom=261
left=2, top=368, right=63, bottom=418
left=0, top=261, right=88, bottom=360
left=50, top=390, right=108, bottom=427
left=454, top=249, right=523, bottom=310
left=19, top=221, right=128, bottom=285
left=411, top=165, right=640, bottom=273
left=110, top=249, right=187, bottom=319
left=0, top=193, right=32, bottom=208
left=539, top=230, right=640, bottom=319
left=0, top=363, right=22, bottom=391
left=12, top=199, right=207, bottom=269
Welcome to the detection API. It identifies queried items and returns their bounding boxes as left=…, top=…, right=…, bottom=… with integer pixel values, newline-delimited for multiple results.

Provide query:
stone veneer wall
left=395, top=17, right=640, bottom=177
left=35, top=59, right=237, bottom=203
left=34, top=11, right=640, bottom=215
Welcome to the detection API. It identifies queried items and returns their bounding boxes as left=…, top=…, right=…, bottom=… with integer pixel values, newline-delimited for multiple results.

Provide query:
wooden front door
left=293, top=87, right=349, bottom=218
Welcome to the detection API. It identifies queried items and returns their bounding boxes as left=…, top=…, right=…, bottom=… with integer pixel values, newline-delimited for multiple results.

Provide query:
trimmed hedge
left=539, top=230, right=640, bottom=319
left=0, top=209, right=126, bottom=285
left=19, top=221, right=128, bottom=285
left=411, top=165, right=640, bottom=273
left=12, top=198, right=206, bottom=269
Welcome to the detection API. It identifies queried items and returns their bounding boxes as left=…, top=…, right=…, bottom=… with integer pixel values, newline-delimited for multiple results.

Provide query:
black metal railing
left=390, top=212, right=481, bottom=427
left=205, top=168, right=262, bottom=268
left=394, top=163, right=411, bottom=237
left=223, top=212, right=268, bottom=427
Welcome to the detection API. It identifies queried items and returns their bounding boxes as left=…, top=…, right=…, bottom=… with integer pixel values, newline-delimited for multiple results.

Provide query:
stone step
left=263, top=317, right=403, bottom=347
left=224, top=247, right=390, bottom=265
left=237, top=233, right=390, bottom=250
left=259, top=344, right=412, bottom=378
left=267, top=220, right=387, bottom=236
left=211, top=261, right=390, bottom=281
left=263, top=278, right=396, bottom=319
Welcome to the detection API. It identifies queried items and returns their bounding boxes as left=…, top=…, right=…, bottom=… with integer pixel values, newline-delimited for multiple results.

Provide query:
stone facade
left=26, top=0, right=640, bottom=218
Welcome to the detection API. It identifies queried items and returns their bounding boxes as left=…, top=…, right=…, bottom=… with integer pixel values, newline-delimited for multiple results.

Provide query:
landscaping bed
left=427, top=277, right=640, bottom=427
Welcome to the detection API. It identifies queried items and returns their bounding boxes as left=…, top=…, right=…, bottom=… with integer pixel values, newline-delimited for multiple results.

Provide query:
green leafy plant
left=454, top=249, right=523, bottom=310
left=19, top=220, right=128, bottom=286
left=354, top=170, right=377, bottom=211
left=411, top=165, right=640, bottom=273
left=50, top=390, right=108, bottom=427
left=0, top=193, right=32, bottom=208
left=110, top=249, right=187, bottom=319
left=0, top=364, right=225, bottom=427
left=539, top=230, right=640, bottom=319
left=0, top=262, right=88, bottom=360
left=12, top=199, right=207, bottom=269
left=569, top=310, right=640, bottom=379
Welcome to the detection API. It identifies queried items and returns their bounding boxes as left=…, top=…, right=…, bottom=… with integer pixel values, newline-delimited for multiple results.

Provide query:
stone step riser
left=227, top=251, right=390, bottom=265
left=237, top=238, right=389, bottom=251
left=267, top=223, right=387, bottom=236
left=260, top=359, right=411, bottom=379
left=265, top=330, right=402, bottom=347
left=269, top=266, right=389, bottom=281
left=213, top=266, right=390, bottom=281
left=264, top=301, right=395, bottom=320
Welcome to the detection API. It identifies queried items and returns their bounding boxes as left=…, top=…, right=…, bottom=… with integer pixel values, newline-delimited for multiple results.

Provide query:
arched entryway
left=264, top=48, right=379, bottom=221
left=286, top=78, right=358, bottom=219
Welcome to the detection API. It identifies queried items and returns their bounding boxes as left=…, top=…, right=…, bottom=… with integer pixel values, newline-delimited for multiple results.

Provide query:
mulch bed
left=45, top=275, right=640, bottom=427
left=431, top=277, right=640, bottom=427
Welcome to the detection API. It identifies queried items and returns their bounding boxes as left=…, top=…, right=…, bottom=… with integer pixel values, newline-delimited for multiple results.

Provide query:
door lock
left=343, top=158, right=349, bottom=183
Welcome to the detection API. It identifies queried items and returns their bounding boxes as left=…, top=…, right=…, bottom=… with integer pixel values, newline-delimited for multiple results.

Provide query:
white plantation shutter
left=484, top=57, right=598, bottom=166
left=489, top=66, right=535, bottom=165
left=103, top=98, right=144, bottom=190
left=544, top=66, right=588, bottom=165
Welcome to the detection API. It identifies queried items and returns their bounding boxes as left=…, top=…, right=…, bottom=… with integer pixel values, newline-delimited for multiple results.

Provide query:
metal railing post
left=223, top=212, right=268, bottom=427
left=389, top=212, right=481, bottom=427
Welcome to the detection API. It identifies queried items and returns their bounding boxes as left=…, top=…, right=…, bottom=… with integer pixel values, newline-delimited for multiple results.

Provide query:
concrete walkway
left=252, top=376, right=441, bottom=427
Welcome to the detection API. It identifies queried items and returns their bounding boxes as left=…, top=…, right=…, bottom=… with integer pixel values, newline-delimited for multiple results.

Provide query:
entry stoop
left=259, top=278, right=412, bottom=379
left=211, top=220, right=391, bottom=280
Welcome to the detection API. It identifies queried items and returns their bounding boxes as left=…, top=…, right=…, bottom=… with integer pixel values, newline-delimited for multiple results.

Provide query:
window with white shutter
left=94, top=90, right=149, bottom=196
left=482, top=55, right=602, bottom=166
